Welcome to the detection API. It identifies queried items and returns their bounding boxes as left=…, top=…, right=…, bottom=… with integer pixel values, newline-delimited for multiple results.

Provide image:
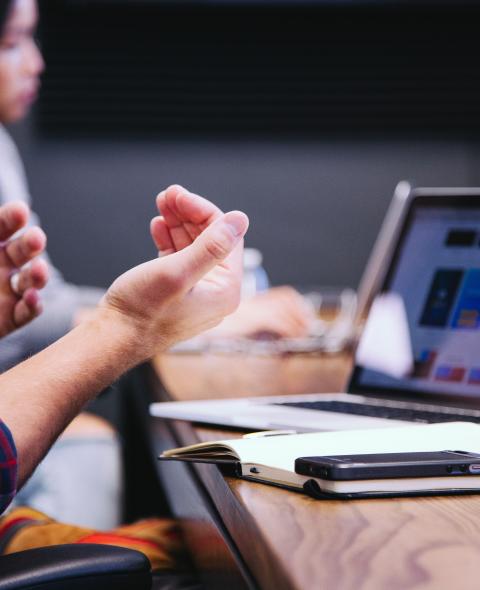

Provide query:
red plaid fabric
left=0, top=420, right=17, bottom=515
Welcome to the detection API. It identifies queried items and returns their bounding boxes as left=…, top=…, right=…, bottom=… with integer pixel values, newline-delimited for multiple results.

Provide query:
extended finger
left=173, top=188, right=222, bottom=227
left=5, top=226, right=46, bottom=269
left=156, top=185, right=191, bottom=227
left=160, top=191, right=199, bottom=242
left=150, top=216, right=175, bottom=255
left=170, top=186, right=223, bottom=249
left=13, top=288, right=42, bottom=328
left=14, top=258, right=49, bottom=294
left=163, top=210, right=249, bottom=290
left=0, top=202, right=29, bottom=242
left=156, top=189, right=182, bottom=227
left=157, top=187, right=195, bottom=251
left=157, top=185, right=226, bottom=252
left=157, top=185, right=222, bottom=228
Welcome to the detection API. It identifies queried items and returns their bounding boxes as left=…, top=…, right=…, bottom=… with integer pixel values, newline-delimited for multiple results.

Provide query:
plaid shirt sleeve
left=0, top=420, right=17, bottom=515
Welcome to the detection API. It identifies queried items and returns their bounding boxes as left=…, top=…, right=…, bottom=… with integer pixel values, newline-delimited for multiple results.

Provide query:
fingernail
left=224, top=211, right=249, bottom=238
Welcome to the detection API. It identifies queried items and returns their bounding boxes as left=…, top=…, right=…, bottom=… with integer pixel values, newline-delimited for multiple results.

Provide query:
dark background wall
left=9, top=0, right=480, bottom=290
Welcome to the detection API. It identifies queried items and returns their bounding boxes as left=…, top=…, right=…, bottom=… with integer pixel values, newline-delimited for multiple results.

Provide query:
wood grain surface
left=192, top=427, right=480, bottom=590
left=154, top=352, right=480, bottom=590
left=153, top=351, right=351, bottom=400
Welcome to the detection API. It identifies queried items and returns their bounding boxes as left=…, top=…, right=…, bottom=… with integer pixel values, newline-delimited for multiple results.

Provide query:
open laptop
left=151, top=186, right=480, bottom=432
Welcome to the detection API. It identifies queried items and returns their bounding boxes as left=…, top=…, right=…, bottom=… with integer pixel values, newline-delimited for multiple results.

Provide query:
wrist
left=90, top=303, right=169, bottom=365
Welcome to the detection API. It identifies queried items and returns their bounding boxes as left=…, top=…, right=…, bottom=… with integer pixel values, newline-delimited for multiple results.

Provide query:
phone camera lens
left=460, top=464, right=468, bottom=473
left=446, top=465, right=453, bottom=474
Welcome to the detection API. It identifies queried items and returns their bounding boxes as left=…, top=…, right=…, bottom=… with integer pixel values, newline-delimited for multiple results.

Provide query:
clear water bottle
left=242, top=248, right=270, bottom=299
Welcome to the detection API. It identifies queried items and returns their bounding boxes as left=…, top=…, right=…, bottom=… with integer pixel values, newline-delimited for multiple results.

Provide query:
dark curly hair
left=0, top=0, right=13, bottom=35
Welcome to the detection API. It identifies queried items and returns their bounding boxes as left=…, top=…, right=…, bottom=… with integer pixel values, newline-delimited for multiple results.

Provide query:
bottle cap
left=243, top=247, right=263, bottom=269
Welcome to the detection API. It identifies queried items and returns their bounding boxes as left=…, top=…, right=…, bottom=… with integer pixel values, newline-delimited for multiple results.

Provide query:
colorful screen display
left=356, top=203, right=480, bottom=399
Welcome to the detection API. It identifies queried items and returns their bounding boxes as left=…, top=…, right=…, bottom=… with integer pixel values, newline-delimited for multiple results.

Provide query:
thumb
left=169, top=210, right=249, bottom=288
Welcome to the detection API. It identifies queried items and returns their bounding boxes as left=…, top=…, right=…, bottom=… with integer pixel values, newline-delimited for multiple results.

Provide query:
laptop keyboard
left=275, top=400, right=480, bottom=424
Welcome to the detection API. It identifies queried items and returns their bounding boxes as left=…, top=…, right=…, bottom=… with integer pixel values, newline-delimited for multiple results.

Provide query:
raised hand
left=151, top=188, right=316, bottom=341
left=101, top=185, right=248, bottom=356
left=0, top=202, right=48, bottom=337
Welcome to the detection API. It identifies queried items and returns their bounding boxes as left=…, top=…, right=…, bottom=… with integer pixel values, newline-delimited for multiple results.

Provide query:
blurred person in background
left=0, top=0, right=312, bottom=527
left=0, top=0, right=132, bottom=529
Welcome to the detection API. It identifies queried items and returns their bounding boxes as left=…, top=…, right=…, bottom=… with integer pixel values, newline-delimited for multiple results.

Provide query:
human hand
left=100, top=185, right=249, bottom=357
left=208, top=286, right=315, bottom=339
left=0, top=202, right=48, bottom=337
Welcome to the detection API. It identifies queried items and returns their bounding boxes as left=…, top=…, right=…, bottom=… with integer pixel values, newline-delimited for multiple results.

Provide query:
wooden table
left=148, top=351, right=480, bottom=590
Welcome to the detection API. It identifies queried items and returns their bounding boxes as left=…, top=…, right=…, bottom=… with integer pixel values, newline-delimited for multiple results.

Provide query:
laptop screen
left=352, top=195, right=480, bottom=404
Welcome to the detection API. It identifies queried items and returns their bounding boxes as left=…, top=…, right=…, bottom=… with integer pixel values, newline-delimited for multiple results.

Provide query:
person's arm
left=0, top=185, right=248, bottom=488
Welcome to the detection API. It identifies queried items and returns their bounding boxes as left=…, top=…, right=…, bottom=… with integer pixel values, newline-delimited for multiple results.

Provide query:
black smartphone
left=295, top=451, right=480, bottom=481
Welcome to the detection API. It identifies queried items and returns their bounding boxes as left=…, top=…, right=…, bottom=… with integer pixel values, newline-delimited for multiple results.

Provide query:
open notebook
left=160, top=422, right=480, bottom=498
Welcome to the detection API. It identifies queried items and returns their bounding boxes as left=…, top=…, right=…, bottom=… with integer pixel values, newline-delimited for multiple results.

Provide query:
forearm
left=0, top=309, right=146, bottom=487
left=0, top=185, right=248, bottom=493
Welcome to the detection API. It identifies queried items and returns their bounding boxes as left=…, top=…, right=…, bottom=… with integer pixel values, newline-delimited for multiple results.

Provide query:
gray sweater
left=0, top=125, right=104, bottom=370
